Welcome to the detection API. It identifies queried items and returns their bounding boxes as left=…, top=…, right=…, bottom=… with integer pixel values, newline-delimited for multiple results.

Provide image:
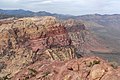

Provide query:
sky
left=0, top=0, right=120, bottom=15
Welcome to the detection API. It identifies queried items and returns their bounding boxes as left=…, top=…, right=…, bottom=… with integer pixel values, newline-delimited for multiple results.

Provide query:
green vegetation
left=28, top=68, right=38, bottom=74
left=42, top=71, right=51, bottom=77
left=87, top=60, right=100, bottom=67
left=0, top=74, right=11, bottom=80
left=110, top=61, right=118, bottom=69
left=24, top=68, right=38, bottom=80
left=28, top=68, right=38, bottom=77
left=24, top=76, right=29, bottom=80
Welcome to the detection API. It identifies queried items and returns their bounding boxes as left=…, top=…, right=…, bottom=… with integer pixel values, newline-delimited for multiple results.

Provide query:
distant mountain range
left=77, top=14, right=120, bottom=52
left=1, top=9, right=120, bottom=19
left=0, top=9, right=74, bottom=19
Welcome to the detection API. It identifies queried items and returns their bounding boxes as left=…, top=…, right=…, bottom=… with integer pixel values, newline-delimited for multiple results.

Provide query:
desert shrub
left=87, top=60, right=100, bottom=67
left=110, top=61, right=118, bottom=69
left=0, top=74, right=11, bottom=80
left=42, top=71, right=51, bottom=77
left=93, top=60, right=100, bottom=64
left=28, top=68, right=38, bottom=74
left=24, top=68, right=38, bottom=80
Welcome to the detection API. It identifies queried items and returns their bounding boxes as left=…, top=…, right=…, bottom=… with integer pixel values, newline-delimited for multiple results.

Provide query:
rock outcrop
left=12, top=56, right=120, bottom=80
left=0, top=16, right=112, bottom=79
left=65, top=19, right=111, bottom=56
left=0, top=17, right=75, bottom=77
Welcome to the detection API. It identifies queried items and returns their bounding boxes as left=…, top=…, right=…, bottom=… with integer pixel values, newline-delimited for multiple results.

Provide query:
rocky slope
left=0, top=16, right=113, bottom=79
left=64, top=19, right=111, bottom=55
left=0, top=17, right=76, bottom=77
left=12, top=56, right=120, bottom=80
left=77, top=14, right=120, bottom=52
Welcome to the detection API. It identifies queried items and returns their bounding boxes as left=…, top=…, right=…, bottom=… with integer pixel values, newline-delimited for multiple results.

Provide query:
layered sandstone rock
left=12, top=56, right=120, bottom=80
left=65, top=19, right=111, bottom=56
left=0, top=16, right=112, bottom=79
left=0, top=17, right=75, bottom=77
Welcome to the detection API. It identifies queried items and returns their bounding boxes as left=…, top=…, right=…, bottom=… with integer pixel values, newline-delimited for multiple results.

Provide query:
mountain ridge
left=1, top=9, right=120, bottom=19
left=0, top=9, right=75, bottom=19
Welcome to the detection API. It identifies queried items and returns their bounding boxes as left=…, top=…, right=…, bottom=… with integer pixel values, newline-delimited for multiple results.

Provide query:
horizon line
left=0, top=8, right=120, bottom=16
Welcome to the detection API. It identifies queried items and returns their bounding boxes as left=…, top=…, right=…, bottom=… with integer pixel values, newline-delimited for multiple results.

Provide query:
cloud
left=40, top=1, right=52, bottom=4
left=0, top=0, right=120, bottom=15
left=0, top=0, right=19, bottom=2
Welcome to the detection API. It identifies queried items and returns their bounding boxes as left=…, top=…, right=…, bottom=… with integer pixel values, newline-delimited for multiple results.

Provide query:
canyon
left=0, top=16, right=119, bottom=80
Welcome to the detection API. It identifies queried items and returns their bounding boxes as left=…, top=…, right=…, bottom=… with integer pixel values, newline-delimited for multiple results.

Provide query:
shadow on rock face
left=0, top=62, right=7, bottom=72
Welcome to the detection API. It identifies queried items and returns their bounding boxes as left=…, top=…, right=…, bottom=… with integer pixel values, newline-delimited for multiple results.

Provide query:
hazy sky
left=0, top=0, right=120, bottom=15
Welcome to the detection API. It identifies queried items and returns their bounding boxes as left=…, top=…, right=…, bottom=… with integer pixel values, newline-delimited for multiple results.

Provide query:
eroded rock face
left=0, top=16, right=111, bottom=78
left=0, top=17, right=75, bottom=77
left=12, top=56, right=120, bottom=80
left=0, top=17, right=71, bottom=51
left=65, top=19, right=111, bottom=56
